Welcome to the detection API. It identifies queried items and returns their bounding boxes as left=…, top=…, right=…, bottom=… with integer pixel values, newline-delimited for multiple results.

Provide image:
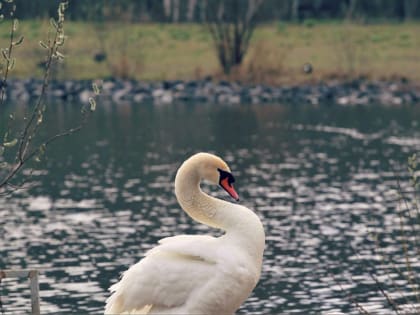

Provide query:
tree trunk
left=187, top=0, right=197, bottom=21
left=347, top=0, right=358, bottom=20
left=172, top=0, right=180, bottom=23
left=291, top=0, right=299, bottom=21
left=200, top=0, right=207, bottom=22
left=163, top=0, right=171, bottom=20
left=403, top=0, right=416, bottom=20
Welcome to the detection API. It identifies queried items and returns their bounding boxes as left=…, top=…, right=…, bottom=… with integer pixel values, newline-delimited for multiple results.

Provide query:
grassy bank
left=2, top=20, right=420, bottom=84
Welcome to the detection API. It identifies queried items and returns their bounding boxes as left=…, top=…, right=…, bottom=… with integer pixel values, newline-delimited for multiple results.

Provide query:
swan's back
left=105, top=234, right=259, bottom=315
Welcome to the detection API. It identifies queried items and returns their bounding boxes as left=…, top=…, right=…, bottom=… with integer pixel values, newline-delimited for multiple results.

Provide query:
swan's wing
left=105, top=235, right=218, bottom=314
left=148, top=234, right=217, bottom=261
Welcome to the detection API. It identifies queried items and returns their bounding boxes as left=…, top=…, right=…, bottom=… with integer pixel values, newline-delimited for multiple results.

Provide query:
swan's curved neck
left=175, top=161, right=265, bottom=263
left=175, top=165, right=226, bottom=229
left=174, top=164, right=262, bottom=233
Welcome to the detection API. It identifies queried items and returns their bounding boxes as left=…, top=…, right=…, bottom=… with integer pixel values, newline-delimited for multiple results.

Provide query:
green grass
left=1, top=20, right=420, bottom=84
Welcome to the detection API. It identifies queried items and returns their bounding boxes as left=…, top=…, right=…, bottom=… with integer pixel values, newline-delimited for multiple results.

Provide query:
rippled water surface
left=1, top=102, right=420, bottom=314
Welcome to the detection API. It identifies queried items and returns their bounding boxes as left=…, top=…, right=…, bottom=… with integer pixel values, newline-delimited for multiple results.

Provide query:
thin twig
left=17, top=27, right=59, bottom=163
left=0, top=10, right=17, bottom=105
left=372, top=229, right=418, bottom=313
left=0, top=275, right=4, bottom=315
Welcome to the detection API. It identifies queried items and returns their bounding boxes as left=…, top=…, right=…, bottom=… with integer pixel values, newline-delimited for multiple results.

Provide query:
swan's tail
left=104, top=290, right=124, bottom=314
left=105, top=293, right=152, bottom=315
left=105, top=288, right=152, bottom=315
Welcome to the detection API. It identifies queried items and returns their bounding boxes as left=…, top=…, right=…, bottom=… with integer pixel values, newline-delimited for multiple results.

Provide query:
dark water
left=1, top=102, right=420, bottom=314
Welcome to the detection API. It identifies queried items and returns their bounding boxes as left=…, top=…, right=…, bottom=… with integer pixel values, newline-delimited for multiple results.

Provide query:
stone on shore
left=4, top=78, right=419, bottom=106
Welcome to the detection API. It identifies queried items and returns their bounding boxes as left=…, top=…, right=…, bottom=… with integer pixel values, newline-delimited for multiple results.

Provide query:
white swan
left=105, top=152, right=265, bottom=315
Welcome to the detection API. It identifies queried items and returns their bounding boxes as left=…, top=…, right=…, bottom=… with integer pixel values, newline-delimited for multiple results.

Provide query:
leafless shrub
left=206, top=0, right=265, bottom=75
left=0, top=1, right=99, bottom=195
left=340, top=154, right=420, bottom=315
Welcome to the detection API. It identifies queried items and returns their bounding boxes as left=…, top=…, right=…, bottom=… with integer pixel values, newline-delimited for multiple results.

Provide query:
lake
left=1, top=101, right=420, bottom=314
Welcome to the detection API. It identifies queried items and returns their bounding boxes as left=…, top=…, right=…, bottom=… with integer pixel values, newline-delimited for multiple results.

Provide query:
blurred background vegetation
left=10, top=0, right=420, bottom=22
left=1, top=0, right=419, bottom=84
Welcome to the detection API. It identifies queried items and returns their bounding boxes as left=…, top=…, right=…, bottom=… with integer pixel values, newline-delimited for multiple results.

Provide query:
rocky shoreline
left=3, top=78, right=420, bottom=106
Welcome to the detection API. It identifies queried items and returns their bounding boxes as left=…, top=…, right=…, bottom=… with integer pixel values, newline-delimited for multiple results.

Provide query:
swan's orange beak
left=220, top=177, right=239, bottom=201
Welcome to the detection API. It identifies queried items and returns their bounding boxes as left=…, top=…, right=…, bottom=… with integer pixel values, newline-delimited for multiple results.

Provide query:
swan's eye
left=218, top=169, right=235, bottom=187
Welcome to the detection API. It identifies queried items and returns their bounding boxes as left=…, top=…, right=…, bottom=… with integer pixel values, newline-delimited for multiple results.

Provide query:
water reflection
left=1, top=102, right=420, bottom=314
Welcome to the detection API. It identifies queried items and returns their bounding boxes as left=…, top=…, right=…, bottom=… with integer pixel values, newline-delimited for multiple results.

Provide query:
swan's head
left=182, top=152, right=240, bottom=201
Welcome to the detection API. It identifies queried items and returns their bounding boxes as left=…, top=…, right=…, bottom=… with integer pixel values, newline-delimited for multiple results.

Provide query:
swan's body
left=105, top=153, right=265, bottom=315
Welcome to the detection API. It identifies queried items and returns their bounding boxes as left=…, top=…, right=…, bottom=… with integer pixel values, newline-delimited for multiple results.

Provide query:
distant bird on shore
left=303, top=62, right=313, bottom=74
left=93, top=51, right=107, bottom=63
